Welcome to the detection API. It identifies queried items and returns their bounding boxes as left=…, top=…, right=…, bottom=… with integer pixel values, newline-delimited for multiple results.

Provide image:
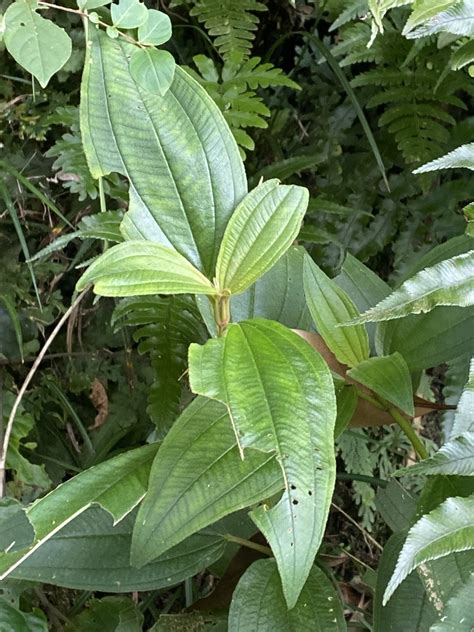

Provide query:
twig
left=331, top=502, right=383, bottom=552
left=223, top=533, right=272, bottom=556
left=0, top=289, right=89, bottom=497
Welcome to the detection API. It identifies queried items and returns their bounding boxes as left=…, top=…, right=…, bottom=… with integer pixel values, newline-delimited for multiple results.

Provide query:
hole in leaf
left=290, top=484, right=296, bottom=490
left=292, top=499, right=299, bottom=505
left=308, top=490, right=313, bottom=496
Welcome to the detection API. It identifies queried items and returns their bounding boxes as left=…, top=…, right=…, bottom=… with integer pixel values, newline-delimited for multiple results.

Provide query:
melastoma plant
left=1, top=0, right=474, bottom=629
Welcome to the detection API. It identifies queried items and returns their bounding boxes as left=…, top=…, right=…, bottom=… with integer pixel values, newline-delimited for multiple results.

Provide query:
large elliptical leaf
left=80, top=27, right=247, bottom=275
left=188, top=320, right=337, bottom=608
left=303, top=255, right=369, bottom=367
left=350, top=251, right=474, bottom=324
left=384, top=495, right=474, bottom=605
left=229, top=559, right=346, bottom=631
left=430, top=573, right=474, bottom=631
left=76, top=241, right=217, bottom=296
left=131, top=397, right=283, bottom=567
left=0, top=444, right=158, bottom=581
left=215, top=179, right=309, bottom=294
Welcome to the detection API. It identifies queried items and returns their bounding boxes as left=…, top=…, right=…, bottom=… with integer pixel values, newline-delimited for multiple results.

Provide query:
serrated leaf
left=229, top=559, right=346, bottom=631
left=111, top=0, right=147, bottom=28
left=398, top=432, right=474, bottom=477
left=129, top=48, right=176, bottom=96
left=404, top=0, right=474, bottom=39
left=215, top=179, right=308, bottom=294
left=4, top=0, right=72, bottom=88
left=81, top=28, right=247, bottom=276
left=348, top=352, right=415, bottom=417
left=137, top=9, right=171, bottom=45
left=188, top=320, right=337, bottom=608
left=0, top=444, right=159, bottom=581
left=451, top=358, right=474, bottom=437
left=351, top=251, right=474, bottom=324
left=373, top=533, right=439, bottom=632
left=131, top=397, right=283, bottom=567
left=76, top=241, right=217, bottom=296
left=303, top=255, right=370, bottom=367
left=430, top=573, right=474, bottom=631
left=384, top=495, right=474, bottom=605
left=414, top=144, right=474, bottom=174
left=10, top=506, right=228, bottom=592
left=452, top=40, right=474, bottom=69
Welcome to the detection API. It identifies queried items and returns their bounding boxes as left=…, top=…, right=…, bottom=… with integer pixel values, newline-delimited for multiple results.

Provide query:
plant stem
left=0, top=289, right=89, bottom=497
left=223, top=534, right=272, bottom=556
left=336, top=472, right=388, bottom=488
left=389, top=407, right=429, bottom=460
left=213, top=293, right=231, bottom=336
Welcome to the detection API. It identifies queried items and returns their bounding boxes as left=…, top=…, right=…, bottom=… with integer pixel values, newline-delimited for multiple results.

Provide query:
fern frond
left=112, top=296, right=205, bottom=436
left=329, top=0, right=369, bottom=32
left=183, top=0, right=267, bottom=60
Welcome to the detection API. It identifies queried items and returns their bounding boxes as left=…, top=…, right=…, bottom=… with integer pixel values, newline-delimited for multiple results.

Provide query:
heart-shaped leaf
left=189, top=320, right=337, bottom=608
left=137, top=9, right=172, bottom=45
left=111, top=0, right=147, bottom=29
left=129, top=48, right=176, bottom=96
left=4, top=0, right=72, bottom=88
left=76, top=241, right=217, bottom=296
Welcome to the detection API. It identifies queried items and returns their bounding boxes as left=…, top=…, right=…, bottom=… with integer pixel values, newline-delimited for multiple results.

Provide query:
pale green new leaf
left=4, top=0, right=72, bottom=88
left=111, top=0, right=147, bottom=28
left=414, top=144, right=474, bottom=174
left=430, top=573, right=474, bottom=631
left=303, top=254, right=369, bottom=367
left=137, top=9, right=171, bottom=45
left=189, top=320, right=337, bottom=608
left=215, top=179, right=308, bottom=294
left=80, top=28, right=247, bottom=275
left=398, top=432, right=474, bottom=477
left=384, top=495, right=474, bottom=604
left=451, top=358, right=474, bottom=436
left=0, top=444, right=159, bottom=581
left=350, top=251, right=474, bottom=324
left=404, top=0, right=474, bottom=39
left=229, top=559, right=346, bottom=632
left=348, top=352, right=415, bottom=417
left=76, top=241, right=217, bottom=296
left=129, top=49, right=176, bottom=96
left=131, top=397, right=283, bottom=567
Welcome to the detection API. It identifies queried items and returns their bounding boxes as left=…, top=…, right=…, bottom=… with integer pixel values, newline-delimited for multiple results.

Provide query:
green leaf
left=129, top=48, right=176, bottom=96
left=80, top=28, right=247, bottom=276
left=76, top=241, right=217, bottom=296
left=111, top=0, right=147, bottom=28
left=10, top=506, right=227, bottom=592
left=303, top=254, right=370, bottom=367
left=0, top=444, right=158, bottom=581
left=0, top=499, right=34, bottom=554
left=414, top=144, right=474, bottom=174
left=451, top=358, right=474, bottom=437
left=189, top=320, right=337, bottom=608
left=373, top=533, right=439, bottom=632
left=430, top=574, right=474, bottom=631
left=384, top=495, right=474, bottom=605
left=229, top=559, right=346, bottom=631
left=66, top=596, right=143, bottom=632
left=350, top=251, right=474, bottom=324
left=3, top=0, right=72, bottom=88
left=348, top=352, right=415, bottom=417
left=215, top=179, right=308, bottom=294
left=334, top=383, right=358, bottom=439
left=335, top=253, right=390, bottom=354
left=398, top=432, right=474, bottom=477
left=376, top=480, right=417, bottom=533
left=131, top=397, right=283, bottom=567
left=0, top=296, right=23, bottom=361
left=78, top=0, right=110, bottom=8
left=0, top=598, right=47, bottom=632
left=451, top=40, right=474, bottom=70
left=404, top=1, right=474, bottom=39
left=137, top=9, right=171, bottom=45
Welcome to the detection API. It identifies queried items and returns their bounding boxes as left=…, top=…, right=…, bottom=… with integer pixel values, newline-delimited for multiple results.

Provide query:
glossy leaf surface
left=76, top=241, right=217, bottom=296
left=215, top=179, right=308, bottom=294
left=229, top=559, right=346, bottom=631
left=81, top=28, right=247, bottom=275
left=189, top=320, right=337, bottom=608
